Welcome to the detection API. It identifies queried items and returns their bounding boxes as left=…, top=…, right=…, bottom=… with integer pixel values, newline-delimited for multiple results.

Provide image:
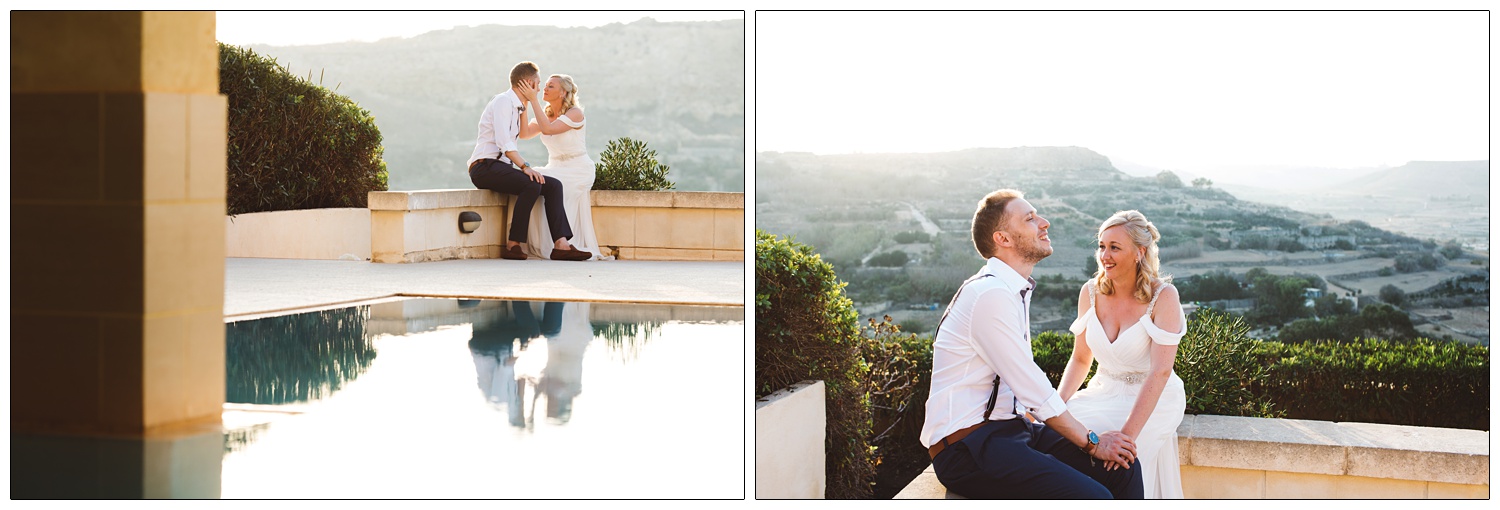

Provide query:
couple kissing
left=466, top=61, right=604, bottom=261
left=921, top=189, right=1187, bottom=499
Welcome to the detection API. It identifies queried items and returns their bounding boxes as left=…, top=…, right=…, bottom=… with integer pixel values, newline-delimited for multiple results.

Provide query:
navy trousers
left=932, top=418, right=1144, bottom=499
left=468, top=158, right=572, bottom=244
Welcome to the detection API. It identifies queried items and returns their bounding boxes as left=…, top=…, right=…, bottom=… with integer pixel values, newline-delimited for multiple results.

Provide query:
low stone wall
left=367, top=189, right=744, bottom=263
left=225, top=208, right=371, bottom=260
left=894, top=414, right=1489, bottom=499
left=755, top=381, right=827, bottom=499
left=592, top=190, right=744, bottom=261
left=369, top=189, right=508, bottom=263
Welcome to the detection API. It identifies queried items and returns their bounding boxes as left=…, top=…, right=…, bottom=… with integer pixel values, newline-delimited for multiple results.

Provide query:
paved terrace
left=225, top=258, right=745, bottom=318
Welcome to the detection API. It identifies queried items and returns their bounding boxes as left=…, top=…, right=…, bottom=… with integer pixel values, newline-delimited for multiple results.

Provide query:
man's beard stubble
left=1006, top=230, right=1053, bottom=264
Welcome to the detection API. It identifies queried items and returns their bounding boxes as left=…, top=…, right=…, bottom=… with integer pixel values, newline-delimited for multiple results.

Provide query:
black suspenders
left=935, top=272, right=1017, bottom=422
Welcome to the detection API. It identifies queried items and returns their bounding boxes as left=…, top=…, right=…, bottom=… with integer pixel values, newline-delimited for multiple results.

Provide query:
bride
left=517, top=74, right=606, bottom=260
left=1062, top=210, right=1186, bottom=499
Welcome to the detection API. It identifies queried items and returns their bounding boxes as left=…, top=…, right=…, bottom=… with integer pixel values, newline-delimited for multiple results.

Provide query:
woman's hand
left=1092, top=431, right=1137, bottom=469
left=516, top=79, right=538, bottom=102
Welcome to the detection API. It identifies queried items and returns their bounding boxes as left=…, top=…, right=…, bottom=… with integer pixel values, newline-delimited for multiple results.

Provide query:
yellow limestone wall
left=11, top=11, right=226, bottom=436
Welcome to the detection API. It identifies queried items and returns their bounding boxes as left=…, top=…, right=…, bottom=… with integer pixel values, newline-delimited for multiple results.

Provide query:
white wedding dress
left=1067, top=281, right=1186, bottom=499
left=522, top=114, right=606, bottom=260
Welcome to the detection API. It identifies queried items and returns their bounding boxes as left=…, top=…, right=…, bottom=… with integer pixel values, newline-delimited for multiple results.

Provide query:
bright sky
left=216, top=11, right=743, bottom=46
left=756, top=11, right=1488, bottom=170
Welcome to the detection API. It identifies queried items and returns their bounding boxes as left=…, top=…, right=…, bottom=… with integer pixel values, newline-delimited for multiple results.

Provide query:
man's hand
left=521, top=166, right=545, bottom=184
left=1091, top=431, right=1137, bottom=470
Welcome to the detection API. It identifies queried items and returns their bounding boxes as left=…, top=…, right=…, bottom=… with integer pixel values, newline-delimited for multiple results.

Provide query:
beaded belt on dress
left=549, top=151, right=587, bottom=162
left=1097, top=367, right=1148, bottom=385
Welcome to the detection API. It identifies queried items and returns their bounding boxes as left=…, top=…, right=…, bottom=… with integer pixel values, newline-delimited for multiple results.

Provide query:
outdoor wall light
left=458, top=211, right=482, bottom=234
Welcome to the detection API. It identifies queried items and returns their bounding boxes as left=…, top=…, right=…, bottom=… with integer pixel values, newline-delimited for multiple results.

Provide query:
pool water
left=219, top=298, right=744, bottom=499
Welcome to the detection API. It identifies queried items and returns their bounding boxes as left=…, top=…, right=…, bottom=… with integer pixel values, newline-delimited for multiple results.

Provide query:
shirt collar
left=983, top=257, right=1035, bottom=295
left=500, top=89, right=522, bottom=108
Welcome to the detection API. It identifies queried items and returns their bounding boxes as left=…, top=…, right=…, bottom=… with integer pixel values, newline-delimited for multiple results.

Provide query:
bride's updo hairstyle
left=545, top=74, right=581, bottom=118
left=1094, top=210, right=1171, bottom=304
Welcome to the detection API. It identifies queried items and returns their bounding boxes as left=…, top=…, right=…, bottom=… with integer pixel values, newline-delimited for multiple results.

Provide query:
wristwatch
left=1085, top=430, right=1099, bottom=451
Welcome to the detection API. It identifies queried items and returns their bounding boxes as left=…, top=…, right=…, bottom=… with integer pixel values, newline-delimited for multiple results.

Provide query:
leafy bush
left=1395, top=252, right=1442, bottom=273
left=1178, top=270, right=1249, bottom=302
left=219, top=43, right=387, bottom=215
left=592, top=137, right=676, bottom=191
left=755, top=230, right=873, bottom=499
left=1440, top=241, right=1464, bottom=259
left=1278, top=302, right=1417, bottom=344
left=1380, top=284, right=1407, bottom=306
left=860, top=316, right=933, bottom=499
left=866, top=250, right=909, bottom=267
left=1167, top=309, right=1280, bottom=417
left=1156, top=170, right=1184, bottom=188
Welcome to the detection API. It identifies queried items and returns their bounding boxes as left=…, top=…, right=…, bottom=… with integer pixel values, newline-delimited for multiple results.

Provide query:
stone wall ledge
left=368, top=188, right=507, bottom=211
left=1180, top=415, right=1488, bottom=485
left=368, top=189, right=745, bottom=263
left=368, top=189, right=745, bottom=211
left=895, top=414, right=1489, bottom=499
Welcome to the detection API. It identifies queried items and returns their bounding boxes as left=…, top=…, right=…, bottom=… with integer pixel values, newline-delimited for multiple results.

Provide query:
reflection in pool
left=221, top=299, right=743, bottom=499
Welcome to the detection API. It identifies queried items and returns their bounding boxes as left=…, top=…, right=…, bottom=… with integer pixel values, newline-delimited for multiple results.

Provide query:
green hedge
left=755, top=230, right=873, bottom=499
left=1250, top=338, right=1488, bottom=429
left=1027, top=308, right=1487, bottom=430
left=219, top=43, right=387, bottom=215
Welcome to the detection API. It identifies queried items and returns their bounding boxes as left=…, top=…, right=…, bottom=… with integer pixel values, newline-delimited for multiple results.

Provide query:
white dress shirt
left=467, top=89, right=524, bottom=168
left=920, top=257, right=1069, bottom=448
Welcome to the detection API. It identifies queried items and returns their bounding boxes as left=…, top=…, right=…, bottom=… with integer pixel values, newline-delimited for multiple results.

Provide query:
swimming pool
left=219, top=298, right=744, bottom=499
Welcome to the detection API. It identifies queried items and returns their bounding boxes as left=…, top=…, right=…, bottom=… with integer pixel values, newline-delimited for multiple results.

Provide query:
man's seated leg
left=932, top=419, right=1114, bottom=499
left=536, top=175, right=592, bottom=260
left=470, top=160, right=543, bottom=259
left=1030, top=421, right=1145, bottom=499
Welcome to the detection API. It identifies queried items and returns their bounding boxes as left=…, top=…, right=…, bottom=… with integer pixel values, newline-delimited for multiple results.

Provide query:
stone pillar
left=11, top=12, right=226, bottom=437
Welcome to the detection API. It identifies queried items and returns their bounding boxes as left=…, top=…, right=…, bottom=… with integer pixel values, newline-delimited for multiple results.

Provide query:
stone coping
left=369, top=189, right=742, bottom=211
left=1180, top=415, right=1488, bottom=485
left=755, top=380, right=822, bottom=410
left=368, top=189, right=507, bottom=211
left=895, top=414, right=1489, bottom=498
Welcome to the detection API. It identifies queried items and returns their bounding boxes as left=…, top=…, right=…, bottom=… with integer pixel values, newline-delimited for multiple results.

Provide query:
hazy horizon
left=216, top=11, right=743, bottom=47
left=756, top=11, right=1487, bottom=171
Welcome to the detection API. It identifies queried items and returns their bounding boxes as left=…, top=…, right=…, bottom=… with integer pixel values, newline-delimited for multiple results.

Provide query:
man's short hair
left=971, top=189, right=1026, bottom=259
left=510, top=61, right=539, bottom=88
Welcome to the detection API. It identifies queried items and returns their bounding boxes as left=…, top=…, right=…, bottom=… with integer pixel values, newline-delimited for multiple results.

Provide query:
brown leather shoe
left=502, top=245, right=527, bottom=260
left=550, top=246, right=593, bottom=261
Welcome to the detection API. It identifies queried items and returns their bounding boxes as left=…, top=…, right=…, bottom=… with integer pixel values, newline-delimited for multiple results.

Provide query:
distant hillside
left=237, top=18, right=745, bottom=192
left=1326, top=160, right=1488, bottom=199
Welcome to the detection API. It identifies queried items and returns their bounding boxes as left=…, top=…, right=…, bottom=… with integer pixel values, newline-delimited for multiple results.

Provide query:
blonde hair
left=971, top=189, right=1025, bottom=259
left=1093, top=210, right=1171, bottom=303
left=544, top=74, right=581, bottom=118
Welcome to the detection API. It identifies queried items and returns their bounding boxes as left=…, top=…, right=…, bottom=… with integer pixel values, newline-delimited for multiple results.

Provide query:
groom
left=920, top=189, right=1144, bottom=499
left=467, top=61, right=592, bottom=261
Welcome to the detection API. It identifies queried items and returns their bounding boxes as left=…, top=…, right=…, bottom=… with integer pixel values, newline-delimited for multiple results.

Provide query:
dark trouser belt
left=929, top=421, right=988, bottom=460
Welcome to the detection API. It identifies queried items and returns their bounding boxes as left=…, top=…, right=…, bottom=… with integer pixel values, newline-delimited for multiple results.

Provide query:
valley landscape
left=755, top=147, right=1489, bottom=345
left=234, top=18, right=745, bottom=193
